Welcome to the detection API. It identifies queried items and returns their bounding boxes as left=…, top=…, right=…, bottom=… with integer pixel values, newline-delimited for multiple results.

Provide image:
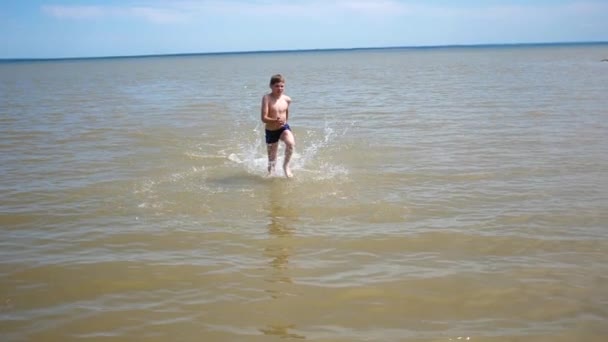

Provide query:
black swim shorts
left=265, top=124, right=291, bottom=144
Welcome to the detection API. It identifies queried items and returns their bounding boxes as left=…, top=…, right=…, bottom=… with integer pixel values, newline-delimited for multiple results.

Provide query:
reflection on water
left=260, top=181, right=306, bottom=339
left=265, top=181, right=297, bottom=285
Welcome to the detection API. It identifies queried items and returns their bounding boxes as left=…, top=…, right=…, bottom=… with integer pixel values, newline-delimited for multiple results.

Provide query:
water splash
left=225, top=120, right=352, bottom=180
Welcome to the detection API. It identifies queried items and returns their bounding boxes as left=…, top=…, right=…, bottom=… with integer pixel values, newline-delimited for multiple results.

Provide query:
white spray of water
left=227, top=120, right=353, bottom=180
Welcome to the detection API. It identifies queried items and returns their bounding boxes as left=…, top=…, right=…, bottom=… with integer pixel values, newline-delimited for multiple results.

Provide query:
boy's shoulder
left=263, top=94, right=291, bottom=102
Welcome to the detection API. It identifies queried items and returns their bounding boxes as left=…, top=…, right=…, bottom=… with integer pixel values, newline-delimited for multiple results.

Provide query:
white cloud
left=338, top=0, right=410, bottom=15
left=41, top=0, right=410, bottom=23
left=42, top=5, right=108, bottom=19
left=40, top=1, right=608, bottom=24
left=129, top=6, right=186, bottom=23
left=41, top=4, right=188, bottom=23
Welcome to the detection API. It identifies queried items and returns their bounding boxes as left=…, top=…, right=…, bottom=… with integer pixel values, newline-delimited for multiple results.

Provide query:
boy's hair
left=270, top=74, right=285, bottom=85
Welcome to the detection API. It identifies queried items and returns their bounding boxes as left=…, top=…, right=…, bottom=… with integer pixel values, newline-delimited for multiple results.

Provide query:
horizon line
left=2, top=40, right=607, bottom=62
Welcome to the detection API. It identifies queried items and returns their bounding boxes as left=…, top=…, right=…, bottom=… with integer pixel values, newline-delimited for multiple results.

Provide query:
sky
left=1, top=0, right=607, bottom=59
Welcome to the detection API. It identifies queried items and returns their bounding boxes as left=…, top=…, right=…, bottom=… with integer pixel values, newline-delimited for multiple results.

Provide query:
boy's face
left=270, top=82, right=285, bottom=96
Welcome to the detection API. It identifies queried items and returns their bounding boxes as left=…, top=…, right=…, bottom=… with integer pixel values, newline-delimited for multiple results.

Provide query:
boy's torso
left=265, top=94, right=289, bottom=130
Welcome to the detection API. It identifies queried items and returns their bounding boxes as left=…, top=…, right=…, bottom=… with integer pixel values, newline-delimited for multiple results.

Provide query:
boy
left=261, top=74, right=295, bottom=178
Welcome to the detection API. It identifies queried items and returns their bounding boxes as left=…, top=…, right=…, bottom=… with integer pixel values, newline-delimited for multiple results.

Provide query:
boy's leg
left=280, top=130, right=295, bottom=177
left=267, top=143, right=278, bottom=174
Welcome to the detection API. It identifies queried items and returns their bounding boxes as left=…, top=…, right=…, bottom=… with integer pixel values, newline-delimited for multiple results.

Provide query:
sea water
left=1, top=43, right=607, bottom=341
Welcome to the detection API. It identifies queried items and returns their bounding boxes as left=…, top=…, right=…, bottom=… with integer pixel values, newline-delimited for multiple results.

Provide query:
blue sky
left=1, top=0, right=607, bottom=58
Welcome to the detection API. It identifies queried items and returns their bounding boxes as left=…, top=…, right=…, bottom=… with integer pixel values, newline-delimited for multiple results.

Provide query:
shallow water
left=1, top=44, right=608, bottom=341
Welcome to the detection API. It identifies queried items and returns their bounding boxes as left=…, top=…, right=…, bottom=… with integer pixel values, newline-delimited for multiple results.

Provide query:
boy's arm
left=260, top=95, right=274, bottom=124
left=285, top=96, right=291, bottom=122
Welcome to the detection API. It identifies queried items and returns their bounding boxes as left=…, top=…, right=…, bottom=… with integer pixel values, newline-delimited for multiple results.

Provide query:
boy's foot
left=284, top=165, right=293, bottom=178
left=268, top=161, right=276, bottom=176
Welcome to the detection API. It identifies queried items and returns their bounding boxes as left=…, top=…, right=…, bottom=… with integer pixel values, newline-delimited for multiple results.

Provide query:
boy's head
left=269, top=74, right=285, bottom=95
left=269, top=74, right=285, bottom=86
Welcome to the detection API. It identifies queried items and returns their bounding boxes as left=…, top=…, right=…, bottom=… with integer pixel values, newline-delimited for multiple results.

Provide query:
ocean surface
left=1, top=43, right=607, bottom=341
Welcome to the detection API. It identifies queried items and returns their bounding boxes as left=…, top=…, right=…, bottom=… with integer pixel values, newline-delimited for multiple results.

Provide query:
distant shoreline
left=2, top=41, right=607, bottom=63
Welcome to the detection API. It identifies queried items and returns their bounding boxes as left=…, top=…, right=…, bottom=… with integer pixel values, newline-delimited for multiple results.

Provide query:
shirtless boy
left=261, top=74, right=295, bottom=178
